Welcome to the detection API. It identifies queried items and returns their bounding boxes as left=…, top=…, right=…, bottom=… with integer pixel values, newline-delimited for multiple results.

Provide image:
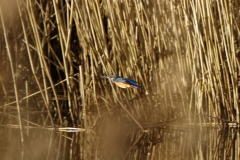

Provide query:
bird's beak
left=101, top=76, right=109, bottom=78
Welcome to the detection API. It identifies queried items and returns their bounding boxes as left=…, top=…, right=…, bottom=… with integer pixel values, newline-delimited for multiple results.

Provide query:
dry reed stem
left=0, top=0, right=239, bottom=158
left=25, top=81, right=29, bottom=135
left=28, top=0, right=63, bottom=124
left=0, top=7, right=24, bottom=142
left=17, top=0, right=54, bottom=125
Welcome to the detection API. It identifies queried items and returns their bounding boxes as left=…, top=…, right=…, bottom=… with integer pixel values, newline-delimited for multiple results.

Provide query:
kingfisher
left=101, top=75, right=141, bottom=88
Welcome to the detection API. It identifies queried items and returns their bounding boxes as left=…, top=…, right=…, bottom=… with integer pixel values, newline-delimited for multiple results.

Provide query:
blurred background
left=0, top=0, right=239, bottom=159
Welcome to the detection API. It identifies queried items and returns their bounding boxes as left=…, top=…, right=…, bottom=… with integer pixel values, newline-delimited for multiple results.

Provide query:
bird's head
left=101, top=75, right=118, bottom=81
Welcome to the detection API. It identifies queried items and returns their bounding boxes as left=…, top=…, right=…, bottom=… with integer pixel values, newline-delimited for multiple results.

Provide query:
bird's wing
left=113, top=77, right=142, bottom=88
left=124, top=79, right=142, bottom=88
left=113, top=77, right=128, bottom=83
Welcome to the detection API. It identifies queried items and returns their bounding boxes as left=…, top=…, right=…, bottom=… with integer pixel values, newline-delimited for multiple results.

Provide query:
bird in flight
left=101, top=75, right=141, bottom=89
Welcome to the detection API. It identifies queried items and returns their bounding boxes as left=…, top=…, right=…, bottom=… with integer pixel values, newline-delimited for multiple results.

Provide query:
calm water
left=0, top=98, right=239, bottom=159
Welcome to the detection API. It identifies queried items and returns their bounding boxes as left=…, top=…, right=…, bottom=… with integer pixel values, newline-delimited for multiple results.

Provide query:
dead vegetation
left=0, top=0, right=239, bottom=159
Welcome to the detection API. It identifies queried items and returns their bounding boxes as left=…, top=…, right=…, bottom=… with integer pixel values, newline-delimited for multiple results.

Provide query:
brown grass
left=0, top=0, right=239, bottom=159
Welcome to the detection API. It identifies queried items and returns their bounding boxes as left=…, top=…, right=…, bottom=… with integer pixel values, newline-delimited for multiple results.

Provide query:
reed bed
left=0, top=0, right=239, bottom=159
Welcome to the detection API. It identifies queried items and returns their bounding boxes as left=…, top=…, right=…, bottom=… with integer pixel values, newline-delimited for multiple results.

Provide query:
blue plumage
left=101, top=75, right=141, bottom=88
